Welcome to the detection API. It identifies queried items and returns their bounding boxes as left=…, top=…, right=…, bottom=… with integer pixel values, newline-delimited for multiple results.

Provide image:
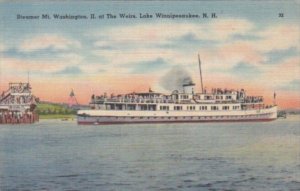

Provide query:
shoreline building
left=0, top=83, right=38, bottom=124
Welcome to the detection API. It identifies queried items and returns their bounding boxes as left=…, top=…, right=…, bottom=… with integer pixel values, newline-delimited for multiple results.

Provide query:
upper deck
left=90, top=87, right=264, bottom=106
left=0, top=82, right=36, bottom=111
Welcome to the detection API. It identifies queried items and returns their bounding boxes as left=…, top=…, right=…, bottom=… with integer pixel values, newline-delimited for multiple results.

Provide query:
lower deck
left=77, top=112, right=276, bottom=125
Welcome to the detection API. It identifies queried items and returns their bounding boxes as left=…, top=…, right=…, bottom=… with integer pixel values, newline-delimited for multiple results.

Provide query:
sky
left=0, top=1, right=299, bottom=109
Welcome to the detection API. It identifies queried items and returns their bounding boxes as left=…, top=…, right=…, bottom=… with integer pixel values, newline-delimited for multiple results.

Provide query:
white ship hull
left=77, top=106, right=277, bottom=125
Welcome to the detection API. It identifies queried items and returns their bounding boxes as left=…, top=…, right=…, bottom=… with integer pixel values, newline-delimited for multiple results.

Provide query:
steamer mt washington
left=77, top=55, right=278, bottom=125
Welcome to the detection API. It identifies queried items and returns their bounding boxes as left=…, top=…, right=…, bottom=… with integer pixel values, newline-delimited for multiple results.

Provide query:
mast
left=198, top=54, right=204, bottom=93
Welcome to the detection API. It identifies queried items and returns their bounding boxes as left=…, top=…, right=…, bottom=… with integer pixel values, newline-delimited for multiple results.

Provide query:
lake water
left=0, top=116, right=299, bottom=191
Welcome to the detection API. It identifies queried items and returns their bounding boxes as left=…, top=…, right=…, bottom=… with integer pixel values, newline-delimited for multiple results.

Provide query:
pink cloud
left=1, top=54, right=83, bottom=73
left=19, top=34, right=81, bottom=52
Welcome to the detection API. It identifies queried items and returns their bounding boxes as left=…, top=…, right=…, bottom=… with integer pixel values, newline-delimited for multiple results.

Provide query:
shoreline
left=39, top=114, right=76, bottom=120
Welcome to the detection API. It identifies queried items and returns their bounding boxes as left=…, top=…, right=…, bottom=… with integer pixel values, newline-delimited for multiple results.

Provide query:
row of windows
left=222, top=106, right=230, bottom=110
left=158, top=105, right=241, bottom=111
left=107, top=104, right=240, bottom=111
left=199, top=106, right=208, bottom=110
left=160, top=106, right=169, bottom=111
left=233, top=106, right=240, bottom=110
left=174, top=106, right=183, bottom=110
left=187, top=106, right=196, bottom=110
left=180, top=95, right=189, bottom=99
left=216, top=95, right=232, bottom=99
left=106, top=114, right=263, bottom=120
left=211, top=106, right=219, bottom=110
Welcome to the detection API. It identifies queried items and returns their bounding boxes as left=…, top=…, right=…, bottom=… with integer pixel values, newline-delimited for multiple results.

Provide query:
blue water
left=0, top=116, right=299, bottom=191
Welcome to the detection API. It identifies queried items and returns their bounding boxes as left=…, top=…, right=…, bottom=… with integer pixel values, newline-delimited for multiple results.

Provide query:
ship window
left=211, top=106, right=219, bottom=110
left=233, top=106, right=240, bottom=110
left=140, top=105, right=148, bottom=110
left=222, top=106, right=229, bottom=110
left=180, top=95, right=188, bottom=99
left=160, top=106, right=169, bottom=111
left=174, top=106, right=182, bottom=111
left=200, top=106, right=208, bottom=110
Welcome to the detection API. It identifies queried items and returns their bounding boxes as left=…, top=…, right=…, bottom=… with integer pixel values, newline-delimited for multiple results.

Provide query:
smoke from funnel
left=160, top=66, right=193, bottom=91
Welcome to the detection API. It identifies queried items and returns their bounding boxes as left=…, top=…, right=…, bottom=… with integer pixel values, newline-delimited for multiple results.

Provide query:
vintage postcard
left=0, top=1, right=299, bottom=190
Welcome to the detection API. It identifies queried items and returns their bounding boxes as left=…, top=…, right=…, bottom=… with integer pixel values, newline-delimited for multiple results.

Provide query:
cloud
left=88, top=19, right=299, bottom=92
left=19, top=34, right=81, bottom=52
left=230, top=34, right=261, bottom=41
left=208, top=19, right=254, bottom=41
left=1, top=52, right=83, bottom=74
left=231, top=62, right=261, bottom=76
left=262, top=57, right=300, bottom=89
left=91, top=48, right=179, bottom=71
left=199, top=42, right=264, bottom=73
left=90, top=18, right=254, bottom=49
left=87, top=19, right=257, bottom=78
left=129, top=58, right=169, bottom=73
left=87, top=19, right=260, bottom=76
left=159, top=33, right=219, bottom=50
left=277, top=79, right=300, bottom=91
left=254, top=24, right=300, bottom=52
left=94, top=41, right=114, bottom=50
left=263, top=47, right=299, bottom=64
left=54, top=66, right=83, bottom=75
